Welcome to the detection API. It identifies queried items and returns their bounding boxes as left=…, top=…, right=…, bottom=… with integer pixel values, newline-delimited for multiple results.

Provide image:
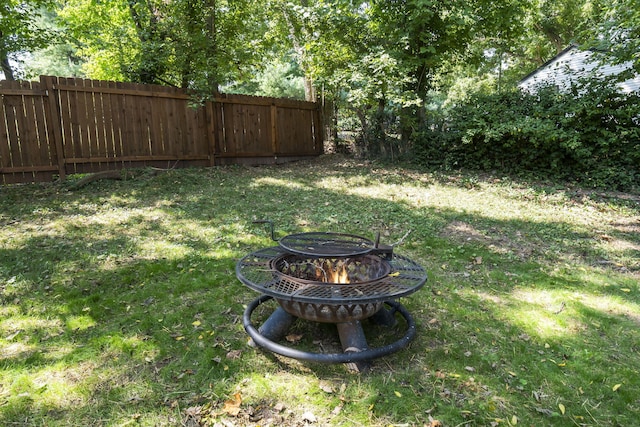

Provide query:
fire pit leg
left=249, top=306, right=296, bottom=347
left=243, top=296, right=417, bottom=365
left=370, top=305, right=398, bottom=327
left=336, top=320, right=371, bottom=372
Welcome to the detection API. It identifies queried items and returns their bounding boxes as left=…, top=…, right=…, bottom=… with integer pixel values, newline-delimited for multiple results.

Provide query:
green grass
left=1, top=155, right=639, bottom=426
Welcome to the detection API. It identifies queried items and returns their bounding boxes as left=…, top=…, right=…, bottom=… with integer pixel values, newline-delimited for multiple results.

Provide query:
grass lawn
left=1, top=155, right=639, bottom=426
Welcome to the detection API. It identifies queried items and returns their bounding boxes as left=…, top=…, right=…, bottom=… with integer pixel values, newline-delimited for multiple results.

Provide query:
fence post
left=205, top=100, right=216, bottom=166
left=40, top=76, right=66, bottom=180
left=270, top=103, right=278, bottom=157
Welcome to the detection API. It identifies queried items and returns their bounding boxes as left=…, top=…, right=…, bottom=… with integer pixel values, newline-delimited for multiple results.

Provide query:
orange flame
left=326, top=263, right=349, bottom=284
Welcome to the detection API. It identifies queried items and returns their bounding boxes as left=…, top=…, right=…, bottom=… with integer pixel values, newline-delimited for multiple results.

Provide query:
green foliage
left=0, top=0, right=56, bottom=79
left=20, top=9, right=83, bottom=79
left=582, top=0, right=640, bottom=72
left=58, top=0, right=139, bottom=81
left=414, top=79, right=640, bottom=190
left=224, top=58, right=305, bottom=99
left=57, top=0, right=267, bottom=93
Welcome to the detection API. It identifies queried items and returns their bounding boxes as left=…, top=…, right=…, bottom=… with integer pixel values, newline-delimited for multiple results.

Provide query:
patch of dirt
left=182, top=399, right=330, bottom=427
left=439, top=220, right=536, bottom=261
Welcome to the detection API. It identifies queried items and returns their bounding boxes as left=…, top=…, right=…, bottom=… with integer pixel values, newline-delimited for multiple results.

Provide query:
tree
left=20, top=8, right=83, bottom=79
left=59, top=0, right=267, bottom=96
left=1, top=0, right=54, bottom=80
left=583, top=0, right=640, bottom=72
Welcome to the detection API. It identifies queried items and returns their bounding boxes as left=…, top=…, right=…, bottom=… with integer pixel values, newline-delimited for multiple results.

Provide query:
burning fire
left=319, top=260, right=350, bottom=284
left=328, top=264, right=349, bottom=284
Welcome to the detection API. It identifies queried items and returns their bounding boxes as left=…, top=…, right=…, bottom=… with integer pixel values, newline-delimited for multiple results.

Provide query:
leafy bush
left=414, top=78, right=640, bottom=190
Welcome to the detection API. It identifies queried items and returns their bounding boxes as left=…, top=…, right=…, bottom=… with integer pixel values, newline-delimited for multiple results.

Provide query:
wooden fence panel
left=213, top=93, right=322, bottom=163
left=0, top=80, right=58, bottom=183
left=276, top=106, right=322, bottom=156
left=219, top=102, right=272, bottom=156
left=1, top=76, right=322, bottom=184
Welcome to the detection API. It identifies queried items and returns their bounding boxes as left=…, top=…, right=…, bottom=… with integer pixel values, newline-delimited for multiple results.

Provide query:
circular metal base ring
left=243, top=295, right=417, bottom=364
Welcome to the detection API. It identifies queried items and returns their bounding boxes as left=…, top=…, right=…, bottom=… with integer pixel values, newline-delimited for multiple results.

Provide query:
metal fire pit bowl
left=269, top=253, right=391, bottom=322
left=236, top=237, right=428, bottom=368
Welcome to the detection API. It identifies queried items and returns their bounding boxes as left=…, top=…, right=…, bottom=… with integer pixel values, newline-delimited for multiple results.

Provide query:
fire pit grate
left=278, top=232, right=376, bottom=257
left=272, top=253, right=390, bottom=285
left=236, top=246, right=427, bottom=305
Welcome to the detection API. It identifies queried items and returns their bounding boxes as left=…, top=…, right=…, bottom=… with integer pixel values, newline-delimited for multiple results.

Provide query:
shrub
left=413, top=78, right=640, bottom=190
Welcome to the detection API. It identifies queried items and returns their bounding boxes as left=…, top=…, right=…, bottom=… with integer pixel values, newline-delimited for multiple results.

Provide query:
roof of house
left=518, top=44, right=640, bottom=94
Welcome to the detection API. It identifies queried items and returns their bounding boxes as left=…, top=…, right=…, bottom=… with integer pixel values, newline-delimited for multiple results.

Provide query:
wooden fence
left=0, top=76, right=323, bottom=184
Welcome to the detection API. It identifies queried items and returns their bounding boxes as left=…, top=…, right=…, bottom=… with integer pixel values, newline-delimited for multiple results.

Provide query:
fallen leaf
left=226, top=350, right=242, bottom=360
left=558, top=403, right=565, bottom=415
left=319, top=382, right=334, bottom=393
left=302, top=411, right=317, bottom=423
left=465, top=366, right=476, bottom=372
left=612, top=383, right=622, bottom=392
left=285, top=333, right=303, bottom=343
left=192, top=320, right=202, bottom=327
left=394, top=390, right=402, bottom=398
left=511, top=414, right=518, bottom=424
left=222, top=392, right=242, bottom=416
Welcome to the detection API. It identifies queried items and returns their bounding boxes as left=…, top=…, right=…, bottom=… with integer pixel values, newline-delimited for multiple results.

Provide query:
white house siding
left=518, top=45, right=640, bottom=94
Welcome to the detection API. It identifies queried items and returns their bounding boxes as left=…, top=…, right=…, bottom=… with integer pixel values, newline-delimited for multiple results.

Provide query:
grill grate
left=236, top=246, right=427, bottom=305
left=278, top=232, right=375, bottom=257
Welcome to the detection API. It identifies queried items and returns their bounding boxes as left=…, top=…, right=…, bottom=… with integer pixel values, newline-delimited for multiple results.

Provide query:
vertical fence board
left=17, top=82, right=36, bottom=173
left=4, top=89, right=23, bottom=172
left=96, top=79, right=114, bottom=161
left=141, top=91, right=153, bottom=157
left=57, top=77, right=72, bottom=171
left=31, top=82, right=51, bottom=171
left=41, top=76, right=65, bottom=180
left=0, top=87, right=12, bottom=180
left=107, top=80, right=124, bottom=162
left=0, top=82, right=19, bottom=183
left=115, top=81, right=131, bottom=159
left=76, top=78, right=91, bottom=166
left=149, top=90, right=165, bottom=158
left=89, top=79, right=105, bottom=164
left=205, top=100, right=216, bottom=166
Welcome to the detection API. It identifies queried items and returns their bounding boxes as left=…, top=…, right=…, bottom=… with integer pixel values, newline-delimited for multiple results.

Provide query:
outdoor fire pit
left=236, top=224, right=428, bottom=368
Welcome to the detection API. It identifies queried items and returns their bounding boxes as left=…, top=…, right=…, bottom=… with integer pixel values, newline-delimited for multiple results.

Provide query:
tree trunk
left=303, top=76, right=315, bottom=102
left=1, top=28, right=15, bottom=81
left=1, top=53, right=15, bottom=81
left=281, top=4, right=315, bottom=102
left=126, top=0, right=166, bottom=84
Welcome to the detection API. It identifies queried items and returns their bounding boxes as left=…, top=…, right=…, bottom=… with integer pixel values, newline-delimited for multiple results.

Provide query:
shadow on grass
left=1, top=157, right=638, bottom=425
